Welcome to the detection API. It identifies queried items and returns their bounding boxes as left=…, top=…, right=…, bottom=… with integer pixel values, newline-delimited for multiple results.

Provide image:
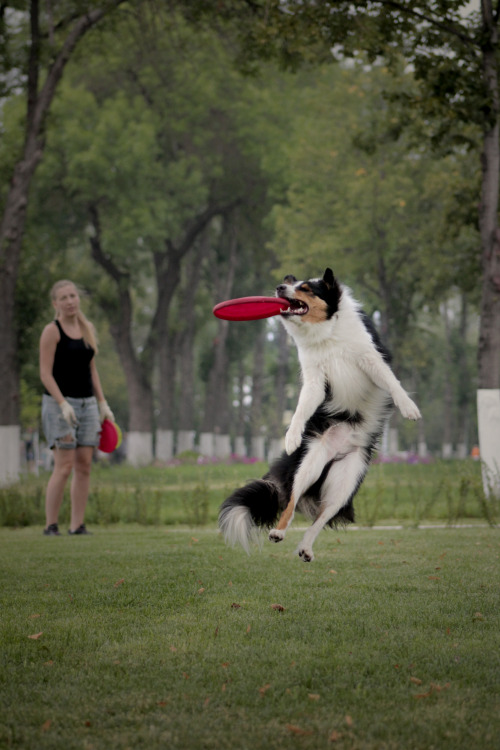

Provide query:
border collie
left=219, top=268, right=421, bottom=562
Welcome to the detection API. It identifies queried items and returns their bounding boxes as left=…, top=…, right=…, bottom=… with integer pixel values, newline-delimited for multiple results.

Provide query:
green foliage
left=268, top=62, right=480, bottom=350
left=0, top=524, right=499, bottom=748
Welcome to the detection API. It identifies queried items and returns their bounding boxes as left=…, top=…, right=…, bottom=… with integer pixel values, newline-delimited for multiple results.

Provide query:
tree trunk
left=250, top=325, right=266, bottom=460
left=456, top=294, right=470, bottom=458
left=154, top=205, right=238, bottom=453
left=441, top=302, right=454, bottom=458
left=176, top=234, right=208, bottom=437
left=200, top=223, right=238, bottom=452
left=269, top=322, right=290, bottom=440
left=478, top=18, right=500, bottom=388
left=88, top=209, right=154, bottom=465
left=477, top=3, right=500, bottom=497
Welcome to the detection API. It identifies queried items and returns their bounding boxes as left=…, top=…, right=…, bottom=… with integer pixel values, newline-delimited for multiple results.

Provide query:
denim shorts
left=42, top=394, right=101, bottom=450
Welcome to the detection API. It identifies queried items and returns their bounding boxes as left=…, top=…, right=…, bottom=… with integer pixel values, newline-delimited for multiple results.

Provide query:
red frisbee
left=213, top=296, right=289, bottom=321
left=99, top=419, right=119, bottom=453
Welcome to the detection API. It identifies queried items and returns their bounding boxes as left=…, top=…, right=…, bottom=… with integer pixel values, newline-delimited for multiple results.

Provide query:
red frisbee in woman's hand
left=213, top=296, right=289, bottom=321
left=99, top=419, right=120, bottom=453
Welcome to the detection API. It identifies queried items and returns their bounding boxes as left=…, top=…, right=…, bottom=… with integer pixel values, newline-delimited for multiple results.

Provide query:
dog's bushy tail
left=218, top=479, right=280, bottom=553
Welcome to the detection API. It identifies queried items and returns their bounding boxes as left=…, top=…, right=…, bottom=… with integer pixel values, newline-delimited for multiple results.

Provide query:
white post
left=234, top=436, right=246, bottom=457
left=155, top=429, right=173, bottom=462
left=251, top=435, right=266, bottom=461
left=268, top=438, right=284, bottom=462
left=477, top=389, right=500, bottom=498
left=127, top=431, right=153, bottom=467
left=176, top=430, right=195, bottom=455
left=214, top=434, right=231, bottom=458
left=0, top=425, right=21, bottom=486
left=199, top=432, right=214, bottom=457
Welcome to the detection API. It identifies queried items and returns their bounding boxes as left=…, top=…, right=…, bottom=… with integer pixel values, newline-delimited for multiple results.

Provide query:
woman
left=39, top=280, right=114, bottom=535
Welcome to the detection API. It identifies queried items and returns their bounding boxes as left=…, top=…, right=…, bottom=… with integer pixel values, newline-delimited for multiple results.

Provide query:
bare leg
left=297, top=448, right=367, bottom=562
left=45, top=442, right=74, bottom=526
left=69, top=446, right=94, bottom=531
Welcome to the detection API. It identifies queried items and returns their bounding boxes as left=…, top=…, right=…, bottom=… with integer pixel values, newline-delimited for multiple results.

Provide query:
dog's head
left=276, top=268, right=342, bottom=323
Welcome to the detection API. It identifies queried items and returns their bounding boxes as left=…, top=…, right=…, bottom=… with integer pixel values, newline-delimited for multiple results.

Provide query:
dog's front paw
left=297, top=546, right=314, bottom=563
left=395, top=395, right=421, bottom=421
left=269, top=529, right=285, bottom=543
left=285, top=425, right=303, bottom=454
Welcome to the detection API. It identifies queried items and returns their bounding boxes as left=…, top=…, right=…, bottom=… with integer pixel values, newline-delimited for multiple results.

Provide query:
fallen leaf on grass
left=44, top=660, right=54, bottom=667
left=410, top=677, right=423, bottom=685
left=345, top=715, right=354, bottom=727
left=428, top=576, right=440, bottom=581
left=414, top=682, right=451, bottom=699
left=308, top=693, right=320, bottom=701
left=114, top=579, right=125, bottom=588
left=271, top=603, right=285, bottom=611
left=259, top=683, right=271, bottom=696
left=169, top=646, right=177, bottom=652
left=286, top=724, right=313, bottom=736
left=329, top=730, right=342, bottom=742
left=28, top=613, right=41, bottom=619
left=28, top=632, right=43, bottom=640
left=198, top=587, right=205, bottom=594
left=231, top=603, right=241, bottom=609
left=246, top=625, right=251, bottom=633
left=41, top=720, right=52, bottom=732
left=473, top=612, right=484, bottom=620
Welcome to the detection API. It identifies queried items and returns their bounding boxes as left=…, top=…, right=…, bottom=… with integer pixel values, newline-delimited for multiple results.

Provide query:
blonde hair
left=50, top=280, right=99, bottom=353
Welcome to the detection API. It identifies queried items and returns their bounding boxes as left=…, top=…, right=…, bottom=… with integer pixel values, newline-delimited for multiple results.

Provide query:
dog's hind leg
left=269, top=423, right=355, bottom=544
left=297, top=448, right=367, bottom=562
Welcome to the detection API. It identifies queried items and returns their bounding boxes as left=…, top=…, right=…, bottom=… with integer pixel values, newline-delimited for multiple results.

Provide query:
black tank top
left=45, top=320, right=95, bottom=398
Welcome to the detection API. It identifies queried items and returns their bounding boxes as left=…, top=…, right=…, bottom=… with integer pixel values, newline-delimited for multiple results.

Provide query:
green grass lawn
left=1, top=524, right=499, bottom=749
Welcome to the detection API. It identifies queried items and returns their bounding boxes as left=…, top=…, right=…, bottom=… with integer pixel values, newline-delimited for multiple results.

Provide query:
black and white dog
left=219, top=268, right=421, bottom=562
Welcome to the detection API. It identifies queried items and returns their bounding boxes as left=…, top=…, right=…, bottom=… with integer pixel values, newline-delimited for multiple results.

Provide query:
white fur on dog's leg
left=297, top=544, right=314, bottom=562
left=269, top=528, right=285, bottom=543
left=285, top=425, right=303, bottom=454
left=395, top=394, right=421, bottom=420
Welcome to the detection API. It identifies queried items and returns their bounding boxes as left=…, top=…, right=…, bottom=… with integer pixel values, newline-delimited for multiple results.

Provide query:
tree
left=0, top=0, right=126, bottom=484
left=193, top=0, right=500, bottom=487
left=29, top=8, right=282, bottom=462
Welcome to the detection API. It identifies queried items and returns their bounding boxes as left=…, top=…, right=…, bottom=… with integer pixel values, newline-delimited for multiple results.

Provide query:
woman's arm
left=39, top=323, right=65, bottom=403
left=90, top=358, right=105, bottom=402
left=91, top=358, right=114, bottom=422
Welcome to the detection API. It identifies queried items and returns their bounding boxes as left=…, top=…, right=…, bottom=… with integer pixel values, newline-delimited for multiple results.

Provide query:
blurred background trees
left=1, top=1, right=486, bottom=470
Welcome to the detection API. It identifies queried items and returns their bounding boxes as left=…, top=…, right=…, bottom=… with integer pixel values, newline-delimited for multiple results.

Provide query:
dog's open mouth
left=280, top=298, right=309, bottom=316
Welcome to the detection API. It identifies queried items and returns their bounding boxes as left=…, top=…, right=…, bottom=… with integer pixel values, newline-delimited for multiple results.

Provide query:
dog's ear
left=283, top=274, right=297, bottom=284
left=323, top=268, right=335, bottom=288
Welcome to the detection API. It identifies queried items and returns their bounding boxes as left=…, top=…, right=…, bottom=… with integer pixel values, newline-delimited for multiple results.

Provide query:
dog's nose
left=276, top=284, right=287, bottom=296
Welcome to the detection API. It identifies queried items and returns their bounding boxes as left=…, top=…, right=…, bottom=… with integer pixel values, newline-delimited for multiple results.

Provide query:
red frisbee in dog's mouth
left=213, top=296, right=291, bottom=321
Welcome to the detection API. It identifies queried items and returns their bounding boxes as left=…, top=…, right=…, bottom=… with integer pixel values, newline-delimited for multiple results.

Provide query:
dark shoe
left=68, top=524, right=91, bottom=535
left=43, top=523, right=61, bottom=536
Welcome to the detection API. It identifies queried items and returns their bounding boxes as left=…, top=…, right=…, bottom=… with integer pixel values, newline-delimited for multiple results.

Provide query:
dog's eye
left=298, top=284, right=312, bottom=294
